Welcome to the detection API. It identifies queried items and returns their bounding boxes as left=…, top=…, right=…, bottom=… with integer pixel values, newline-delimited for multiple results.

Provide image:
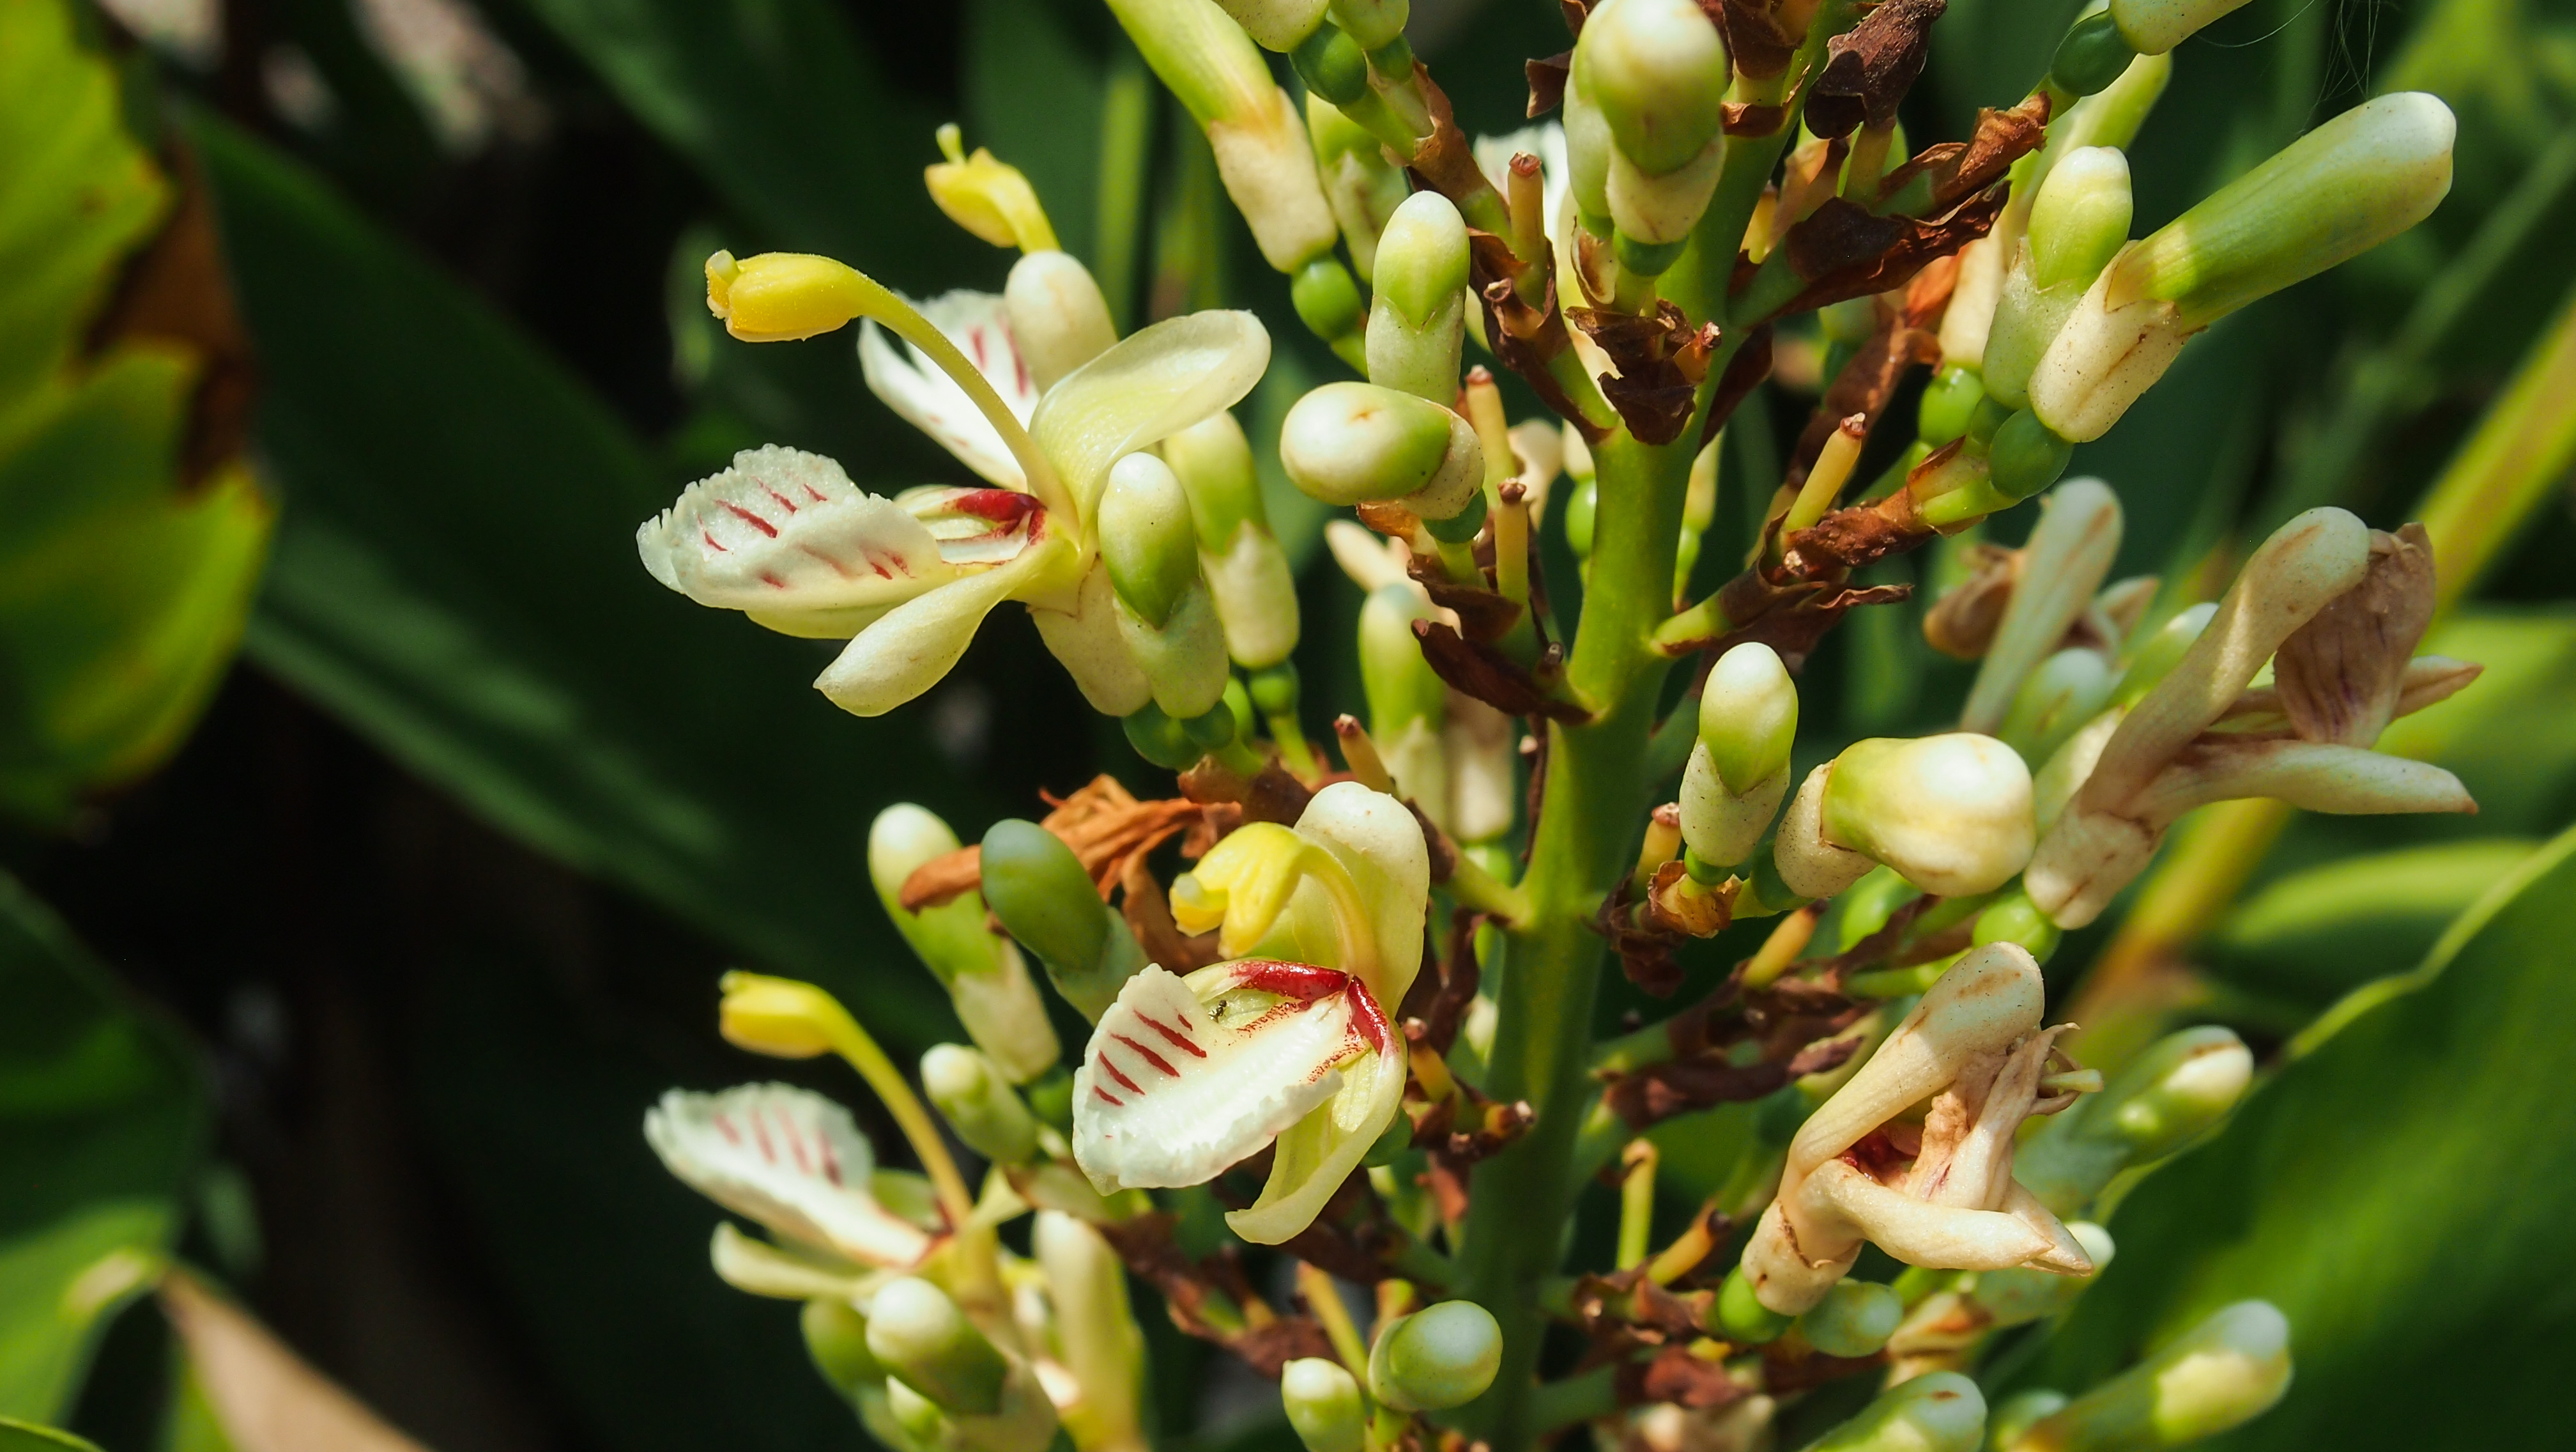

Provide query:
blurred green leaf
left=2202, top=837, right=2540, bottom=1002
left=2031, top=823, right=2576, bottom=1448
left=0, top=872, right=203, bottom=1421
left=0, top=1418, right=105, bottom=1452
left=2377, top=608, right=2576, bottom=834
left=195, top=112, right=970, bottom=1045
left=966, top=0, right=1107, bottom=270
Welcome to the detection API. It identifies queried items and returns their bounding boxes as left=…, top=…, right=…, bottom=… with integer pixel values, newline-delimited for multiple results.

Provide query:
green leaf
left=2028, top=823, right=2576, bottom=1448
left=2202, top=837, right=2541, bottom=1003
left=966, top=0, right=1106, bottom=270
left=0, top=1418, right=106, bottom=1452
left=2375, top=608, right=2576, bottom=835
left=195, top=114, right=967, bottom=1044
left=0, top=873, right=203, bottom=1422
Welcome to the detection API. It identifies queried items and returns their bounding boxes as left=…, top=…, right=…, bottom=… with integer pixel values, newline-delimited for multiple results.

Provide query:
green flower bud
left=2052, top=50, right=2172, bottom=157
left=1293, top=256, right=1368, bottom=346
left=1329, top=0, right=1407, bottom=50
left=802, top=1297, right=887, bottom=1392
left=2051, top=10, right=2136, bottom=95
left=866, top=1277, right=1011, bottom=1415
left=1124, top=702, right=1202, bottom=770
left=2108, top=601, right=2214, bottom=708
left=2110, top=0, right=2255, bottom=56
left=1101, top=453, right=1203, bottom=628
left=1972, top=888, right=2063, bottom=967
left=1972, top=1221, right=2115, bottom=1329
left=1292, top=24, right=1370, bottom=104
left=1165, top=412, right=1300, bottom=669
left=1281, top=1357, right=1367, bottom=1452
left=1561, top=66, right=1614, bottom=231
left=1280, top=382, right=1483, bottom=518
left=870, top=805, right=1062, bottom=1083
left=2029, top=148, right=2133, bottom=292
left=1360, top=584, right=1449, bottom=814
left=1565, top=474, right=1599, bottom=559
left=1165, top=410, right=1269, bottom=546
left=2016, top=1026, right=2253, bottom=1214
left=922, top=1044, right=1041, bottom=1163
left=1576, top=0, right=1729, bottom=176
left=1811, top=1371, right=1987, bottom=1452
left=1699, top=642, right=1798, bottom=794
left=1720, top=1263, right=1794, bottom=1343
left=2035, top=94, right=2453, bottom=442
left=1919, top=365, right=1986, bottom=445
left=980, top=819, right=1144, bottom=1019
left=1307, top=95, right=1408, bottom=282
left=1998, top=647, right=2115, bottom=767
left=1991, top=1391, right=2072, bottom=1452
left=1368, top=191, right=1468, bottom=401
left=1216, top=0, right=1331, bottom=51
left=2009, top=1302, right=2290, bottom=1452
left=1989, top=412, right=2076, bottom=502
left=1004, top=251, right=1117, bottom=394
left=1797, top=735, right=2037, bottom=899
left=1800, top=1279, right=1903, bottom=1358
left=1367, top=1300, right=1502, bottom=1412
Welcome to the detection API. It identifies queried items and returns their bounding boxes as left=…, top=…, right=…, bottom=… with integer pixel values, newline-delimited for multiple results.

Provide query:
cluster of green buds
left=1567, top=0, right=1732, bottom=288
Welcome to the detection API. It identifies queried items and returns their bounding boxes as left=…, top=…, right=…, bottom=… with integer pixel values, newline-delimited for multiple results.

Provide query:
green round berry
left=1917, top=365, right=1986, bottom=445
left=1123, top=703, right=1202, bottom=769
left=980, top=819, right=1108, bottom=971
left=1989, top=409, right=2076, bottom=499
left=1718, top=1265, right=1794, bottom=1343
left=1248, top=661, right=1301, bottom=718
left=2051, top=9, right=2137, bottom=97
left=1291, top=25, right=1370, bottom=105
left=1292, top=256, right=1367, bottom=343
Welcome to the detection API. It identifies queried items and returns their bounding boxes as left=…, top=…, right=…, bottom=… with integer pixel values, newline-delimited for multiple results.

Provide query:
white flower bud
left=921, top=1044, right=1041, bottom=1164
left=1814, top=735, right=2038, bottom=898
left=1002, top=251, right=1116, bottom=394
left=1281, top=1358, right=1366, bottom=1452
left=2009, top=1302, right=2291, bottom=1451
left=1367, top=190, right=1469, bottom=401
left=1280, top=381, right=1483, bottom=518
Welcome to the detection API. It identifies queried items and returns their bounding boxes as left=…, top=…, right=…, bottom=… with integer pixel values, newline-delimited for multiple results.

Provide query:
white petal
left=1071, top=962, right=1383, bottom=1194
left=1032, top=311, right=1271, bottom=521
left=816, top=539, right=1062, bottom=717
left=645, top=1084, right=932, bottom=1267
left=636, top=446, right=956, bottom=629
left=859, top=290, right=1039, bottom=488
left=1798, top=1161, right=2060, bottom=1272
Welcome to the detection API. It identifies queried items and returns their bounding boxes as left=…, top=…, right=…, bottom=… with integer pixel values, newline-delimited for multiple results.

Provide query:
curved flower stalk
left=1739, top=945, right=2097, bottom=1315
left=2027, top=508, right=2480, bottom=927
left=645, top=1083, right=937, bottom=1291
left=641, top=247, right=1268, bottom=718
left=1072, top=782, right=1427, bottom=1243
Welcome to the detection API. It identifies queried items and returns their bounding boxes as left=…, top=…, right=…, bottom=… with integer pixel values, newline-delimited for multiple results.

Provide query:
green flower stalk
left=1105, top=0, right=1341, bottom=274
left=1367, top=190, right=1469, bottom=401
left=870, top=804, right=1061, bottom=1083
left=1280, top=380, right=1483, bottom=519
left=1281, top=1357, right=1367, bottom=1452
left=1368, top=1301, right=1503, bottom=1412
left=2004, top=1302, right=2292, bottom=1452
left=1100, top=452, right=1231, bottom=719
left=1575, top=0, right=1731, bottom=265
left=979, top=819, right=1147, bottom=1021
left=2032, top=93, right=2455, bottom=442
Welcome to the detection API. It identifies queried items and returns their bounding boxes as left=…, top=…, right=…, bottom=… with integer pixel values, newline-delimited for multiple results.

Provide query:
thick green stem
left=1453, top=428, right=1694, bottom=1444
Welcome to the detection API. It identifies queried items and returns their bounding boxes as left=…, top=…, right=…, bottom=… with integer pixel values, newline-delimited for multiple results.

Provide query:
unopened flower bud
left=1003, top=251, right=1116, bottom=394
left=2007, top=1302, right=2290, bottom=1452
left=1919, top=365, right=1986, bottom=445
left=2016, top=1027, right=2253, bottom=1215
left=2110, top=0, right=2256, bottom=56
left=2033, top=94, right=2453, bottom=442
left=704, top=251, right=871, bottom=343
left=1987, top=149, right=2133, bottom=412
left=1813, top=1371, right=1988, bottom=1452
left=1101, top=453, right=1203, bottom=628
left=979, top=820, right=1144, bottom=1020
left=1330, top=0, right=1408, bottom=50
left=1292, top=256, right=1368, bottom=357
left=1779, top=735, right=2037, bottom=899
left=717, top=971, right=859, bottom=1059
left=1680, top=643, right=1798, bottom=868
left=1800, top=1279, right=1903, bottom=1358
left=1561, top=66, right=1614, bottom=233
left=1999, top=647, right=2117, bottom=766
left=870, top=805, right=1061, bottom=1082
left=1217, top=0, right=1330, bottom=50
left=866, top=1277, right=1011, bottom=1415
left=922, top=1044, right=1041, bottom=1163
left=1281, top=1357, right=1367, bottom=1452
left=1577, top=0, right=1729, bottom=243
left=803, top=1297, right=887, bottom=1392
left=1034, top=1212, right=1147, bottom=1449
left=1165, top=412, right=1301, bottom=668
left=1367, top=1300, right=1502, bottom=1412
left=2051, top=10, right=2136, bottom=95
left=1972, top=1221, right=2115, bottom=1329
left=1368, top=190, right=1469, bottom=401
left=1281, top=382, right=1483, bottom=518
left=925, top=125, right=1059, bottom=252
left=1107, top=0, right=1339, bottom=272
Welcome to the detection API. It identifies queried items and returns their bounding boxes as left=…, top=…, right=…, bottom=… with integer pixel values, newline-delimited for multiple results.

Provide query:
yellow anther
left=702, top=251, right=872, bottom=343
left=717, top=970, right=861, bottom=1059
left=926, top=123, right=1059, bottom=253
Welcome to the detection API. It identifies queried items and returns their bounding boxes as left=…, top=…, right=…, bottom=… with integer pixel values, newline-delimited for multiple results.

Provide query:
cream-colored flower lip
left=645, top=1083, right=933, bottom=1269
left=1071, top=960, right=1390, bottom=1194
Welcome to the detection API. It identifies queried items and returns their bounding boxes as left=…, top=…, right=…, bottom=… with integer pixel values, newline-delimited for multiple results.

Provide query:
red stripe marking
left=720, top=501, right=779, bottom=537
left=750, top=1109, right=777, bottom=1162
left=785, top=1114, right=815, bottom=1174
left=764, top=487, right=800, bottom=514
left=1113, top=1033, right=1179, bottom=1077
left=702, top=530, right=728, bottom=553
left=1094, top=1086, right=1124, bottom=1107
left=1101, top=1056, right=1144, bottom=1095
left=758, top=569, right=786, bottom=588
left=820, top=1132, right=843, bottom=1186
left=1140, top=1014, right=1206, bottom=1058
left=1228, top=961, right=1349, bottom=1001
left=713, top=1113, right=740, bottom=1145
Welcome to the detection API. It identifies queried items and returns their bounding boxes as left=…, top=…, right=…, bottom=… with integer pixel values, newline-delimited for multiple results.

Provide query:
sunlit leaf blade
left=2030, top=824, right=2576, bottom=1449
left=0, top=1418, right=107, bottom=1452
left=193, top=114, right=956, bottom=1042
